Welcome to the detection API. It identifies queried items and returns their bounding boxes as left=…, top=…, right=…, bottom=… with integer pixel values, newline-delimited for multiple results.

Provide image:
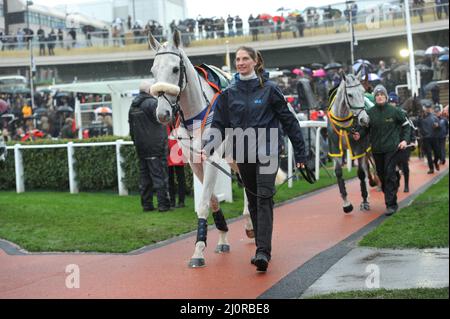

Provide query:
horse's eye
left=173, top=67, right=180, bottom=73
left=348, top=94, right=353, bottom=98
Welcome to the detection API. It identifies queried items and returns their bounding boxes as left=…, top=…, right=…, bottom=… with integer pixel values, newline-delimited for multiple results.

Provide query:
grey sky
left=33, top=0, right=345, bottom=19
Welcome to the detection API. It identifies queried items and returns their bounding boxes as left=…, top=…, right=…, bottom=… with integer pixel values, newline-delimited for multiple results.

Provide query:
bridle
left=154, top=50, right=213, bottom=135
left=154, top=50, right=189, bottom=129
left=328, top=81, right=366, bottom=133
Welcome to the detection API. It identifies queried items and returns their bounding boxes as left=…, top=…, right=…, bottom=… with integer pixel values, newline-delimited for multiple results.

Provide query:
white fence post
left=14, top=144, right=24, bottom=193
left=288, top=140, right=293, bottom=188
left=116, top=139, right=128, bottom=196
left=315, top=127, right=322, bottom=181
left=67, top=142, right=79, bottom=194
left=347, top=150, right=352, bottom=172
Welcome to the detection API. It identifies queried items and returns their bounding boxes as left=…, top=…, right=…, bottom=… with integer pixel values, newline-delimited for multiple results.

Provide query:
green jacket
left=360, top=102, right=411, bottom=154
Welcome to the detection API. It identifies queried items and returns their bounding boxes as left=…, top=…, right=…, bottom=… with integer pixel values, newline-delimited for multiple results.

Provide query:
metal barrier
left=0, top=3, right=447, bottom=52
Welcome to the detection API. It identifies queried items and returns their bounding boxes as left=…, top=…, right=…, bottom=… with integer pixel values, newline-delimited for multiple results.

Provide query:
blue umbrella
left=439, top=54, right=449, bottom=62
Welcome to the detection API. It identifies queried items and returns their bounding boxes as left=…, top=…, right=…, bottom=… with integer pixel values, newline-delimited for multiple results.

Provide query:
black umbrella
left=392, top=64, right=409, bottom=73
left=34, top=107, right=48, bottom=116
left=57, top=105, right=74, bottom=113
left=415, top=64, right=433, bottom=72
left=423, top=81, right=439, bottom=93
left=55, top=91, right=71, bottom=98
left=311, top=63, right=324, bottom=70
left=324, top=62, right=342, bottom=71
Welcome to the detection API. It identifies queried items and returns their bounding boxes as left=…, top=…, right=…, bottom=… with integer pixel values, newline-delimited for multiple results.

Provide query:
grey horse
left=327, top=73, right=371, bottom=213
left=147, top=30, right=267, bottom=268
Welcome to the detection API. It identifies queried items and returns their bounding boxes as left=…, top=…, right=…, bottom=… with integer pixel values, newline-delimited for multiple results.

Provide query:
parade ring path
left=0, top=158, right=447, bottom=299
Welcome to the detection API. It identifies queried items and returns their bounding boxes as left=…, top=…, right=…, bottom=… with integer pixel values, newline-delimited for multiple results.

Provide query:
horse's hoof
left=360, top=202, right=370, bottom=211
left=188, top=258, right=206, bottom=268
left=215, top=244, right=230, bottom=253
left=245, top=229, right=255, bottom=239
left=343, top=204, right=354, bottom=214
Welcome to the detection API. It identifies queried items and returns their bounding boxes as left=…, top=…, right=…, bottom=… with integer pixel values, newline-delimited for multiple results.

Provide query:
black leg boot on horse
left=336, top=164, right=353, bottom=213
left=358, top=163, right=370, bottom=211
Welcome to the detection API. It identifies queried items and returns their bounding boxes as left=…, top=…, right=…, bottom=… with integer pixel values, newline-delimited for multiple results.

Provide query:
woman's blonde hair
left=236, top=46, right=265, bottom=87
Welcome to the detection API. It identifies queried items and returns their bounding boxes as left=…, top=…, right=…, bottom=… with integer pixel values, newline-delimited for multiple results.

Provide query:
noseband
left=154, top=51, right=188, bottom=125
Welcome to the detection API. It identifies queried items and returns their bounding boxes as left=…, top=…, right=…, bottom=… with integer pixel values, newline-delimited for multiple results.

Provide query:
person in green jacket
left=353, top=84, right=411, bottom=216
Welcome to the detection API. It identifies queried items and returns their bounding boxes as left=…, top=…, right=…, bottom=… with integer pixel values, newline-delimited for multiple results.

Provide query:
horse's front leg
left=334, top=157, right=353, bottom=213
left=358, top=157, right=370, bottom=211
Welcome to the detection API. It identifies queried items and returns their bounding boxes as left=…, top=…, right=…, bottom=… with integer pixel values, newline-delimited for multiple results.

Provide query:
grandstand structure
left=1, top=0, right=108, bottom=35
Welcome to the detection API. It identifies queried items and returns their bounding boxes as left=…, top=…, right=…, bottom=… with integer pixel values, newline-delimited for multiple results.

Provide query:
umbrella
left=259, top=14, right=272, bottom=20
left=38, top=88, right=52, bottom=94
left=272, top=16, right=286, bottom=23
left=311, top=63, right=324, bottom=70
left=34, top=107, right=48, bottom=116
left=312, top=69, right=327, bottom=78
left=415, top=64, right=433, bottom=72
left=277, top=7, right=291, bottom=12
left=0, top=99, right=9, bottom=114
left=439, top=54, right=449, bottom=62
left=368, top=73, right=380, bottom=82
left=324, top=62, right=342, bottom=71
left=57, top=105, right=74, bottom=113
left=414, top=50, right=426, bottom=57
left=353, top=59, right=372, bottom=73
left=94, top=106, right=112, bottom=114
left=423, top=81, right=439, bottom=93
left=392, top=64, right=409, bottom=73
left=301, top=66, right=312, bottom=75
left=425, top=46, right=445, bottom=55
left=55, top=91, right=71, bottom=98
left=292, top=68, right=304, bottom=76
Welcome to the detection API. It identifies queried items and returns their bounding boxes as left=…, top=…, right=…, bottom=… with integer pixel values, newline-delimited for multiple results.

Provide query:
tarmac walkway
left=0, top=158, right=447, bottom=299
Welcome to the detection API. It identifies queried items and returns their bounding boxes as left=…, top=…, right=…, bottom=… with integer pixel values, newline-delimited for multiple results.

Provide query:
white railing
left=6, top=140, right=133, bottom=195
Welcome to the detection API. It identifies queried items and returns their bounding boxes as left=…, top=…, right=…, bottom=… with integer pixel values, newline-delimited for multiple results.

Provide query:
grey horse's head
left=148, top=30, right=186, bottom=125
left=339, top=72, right=370, bottom=127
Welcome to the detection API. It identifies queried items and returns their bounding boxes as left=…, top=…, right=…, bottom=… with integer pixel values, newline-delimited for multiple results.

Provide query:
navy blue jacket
left=208, top=72, right=306, bottom=164
left=419, top=112, right=440, bottom=139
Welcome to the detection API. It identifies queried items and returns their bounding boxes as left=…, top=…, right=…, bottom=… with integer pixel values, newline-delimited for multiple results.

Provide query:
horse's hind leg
left=358, top=157, right=370, bottom=211
left=335, top=159, right=353, bottom=213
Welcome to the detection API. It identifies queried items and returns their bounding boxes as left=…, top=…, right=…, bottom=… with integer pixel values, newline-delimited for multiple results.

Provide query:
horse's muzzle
left=157, top=110, right=172, bottom=124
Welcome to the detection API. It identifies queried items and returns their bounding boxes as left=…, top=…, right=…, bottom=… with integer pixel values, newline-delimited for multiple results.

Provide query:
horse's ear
left=148, top=32, right=161, bottom=51
left=173, top=29, right=181, bottom=48
left=340, top=71, right=346, bottom=81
